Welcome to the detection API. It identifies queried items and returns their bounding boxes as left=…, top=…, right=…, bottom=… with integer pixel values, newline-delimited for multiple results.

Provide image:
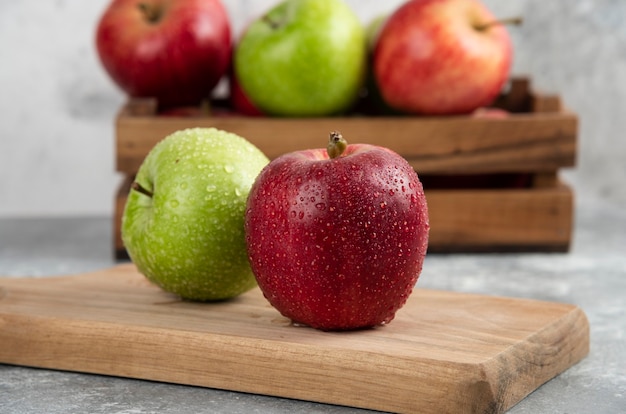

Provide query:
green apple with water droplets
left=122, top=128, right=269, bottom=301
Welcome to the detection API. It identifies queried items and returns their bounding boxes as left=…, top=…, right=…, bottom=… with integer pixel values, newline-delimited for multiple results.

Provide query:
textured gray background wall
left=1, top=0, right=624, bottom=217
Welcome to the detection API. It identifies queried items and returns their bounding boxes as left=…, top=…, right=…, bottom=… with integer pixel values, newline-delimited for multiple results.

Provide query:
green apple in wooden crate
left=234, top=0, right=367, bottom=116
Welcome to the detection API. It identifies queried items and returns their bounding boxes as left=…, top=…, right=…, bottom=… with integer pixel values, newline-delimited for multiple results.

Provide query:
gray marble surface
left=1, top=194, right=625, bottom=413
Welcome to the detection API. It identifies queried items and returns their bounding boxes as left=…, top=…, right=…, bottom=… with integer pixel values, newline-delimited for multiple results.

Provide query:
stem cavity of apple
left=475, top=16, right=523, bottom=31
left=327, top=131, right=348, bottom=159
left=138, top=2, right=162, bottom=24
left=132, top=181, right=154, bottom=198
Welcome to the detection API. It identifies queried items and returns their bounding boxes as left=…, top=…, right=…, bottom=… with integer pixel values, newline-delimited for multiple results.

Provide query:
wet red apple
left=245, top=132, right=430, bottom=331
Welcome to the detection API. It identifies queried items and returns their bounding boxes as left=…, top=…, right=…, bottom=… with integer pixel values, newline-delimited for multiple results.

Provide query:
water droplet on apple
left=234, top=188, right=242, bottom=197
left=315, top=203, right=325, bottom=210
left=290, top=211, right=297, bottom=218
left=170, top=199, right=179, bottom=208
left=206, top=184, right=216, bottom=192
left=180, top=182, right=188, bottom=189
left=298, top=211, right=305, bottom=220
left=380, top=202, right=387, bottom=209
left=223, top=165, right=234, bottom=173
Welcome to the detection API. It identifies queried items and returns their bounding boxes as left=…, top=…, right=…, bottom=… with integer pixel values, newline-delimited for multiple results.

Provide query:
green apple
left=366, top=13, right=388, bottom=51
left=234, top=0, right=367, bottom=117
left=121, top=128, right=269, bottom=301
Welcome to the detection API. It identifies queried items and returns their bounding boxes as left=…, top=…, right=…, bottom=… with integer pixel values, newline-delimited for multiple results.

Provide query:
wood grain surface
left=0, top=264, right=589, bottom=414
left=115, top=110, right=577, bottom=176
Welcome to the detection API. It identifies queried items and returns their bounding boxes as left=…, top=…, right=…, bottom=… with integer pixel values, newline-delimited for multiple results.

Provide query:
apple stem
left=138, top=2, right=161, bottom=23
left=327, top=131, right=347, bottom=159
left=262, top=13, right=288, bottom=30
left=475, top=16, right=523, bottom=31
left=132, top=181, right=154, bottom=198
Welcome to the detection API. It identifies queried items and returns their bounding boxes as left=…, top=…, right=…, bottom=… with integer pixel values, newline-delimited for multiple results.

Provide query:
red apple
left=373, top=0, right=514, bottom=115
left=96, top=0, right=232, bottom=109
left=245, top=132, right=430, bottom=331
left=229, top=73, right=264, bottom=116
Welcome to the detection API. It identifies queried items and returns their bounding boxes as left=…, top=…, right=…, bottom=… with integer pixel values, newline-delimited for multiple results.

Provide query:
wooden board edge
left=482, top=305, right=590, bottom=412
left=0, top=293, right=590, bottom=414
left=0, top=312, right=445, bottom=413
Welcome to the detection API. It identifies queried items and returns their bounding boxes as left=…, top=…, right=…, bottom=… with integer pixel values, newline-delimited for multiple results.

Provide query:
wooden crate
left=113, top=78, right=577, bottom=257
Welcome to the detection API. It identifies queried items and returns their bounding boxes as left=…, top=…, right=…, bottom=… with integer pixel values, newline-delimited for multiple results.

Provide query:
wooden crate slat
left=426, top=182, right=573, bottom=252
left=116, top=112, right=577, bottom=175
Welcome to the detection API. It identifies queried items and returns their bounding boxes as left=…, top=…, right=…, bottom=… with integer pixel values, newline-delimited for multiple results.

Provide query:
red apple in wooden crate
left=245, top=132, right=430, bottom=331
left=96, top=0, right=232, bottom=109
left=373, top=0, right=516, bottom=115
left=229, top=73, right=264, bottom=117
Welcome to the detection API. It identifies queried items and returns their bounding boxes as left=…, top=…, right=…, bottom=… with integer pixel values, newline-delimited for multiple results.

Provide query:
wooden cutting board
left=0, top=264, right=589, bottom=414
